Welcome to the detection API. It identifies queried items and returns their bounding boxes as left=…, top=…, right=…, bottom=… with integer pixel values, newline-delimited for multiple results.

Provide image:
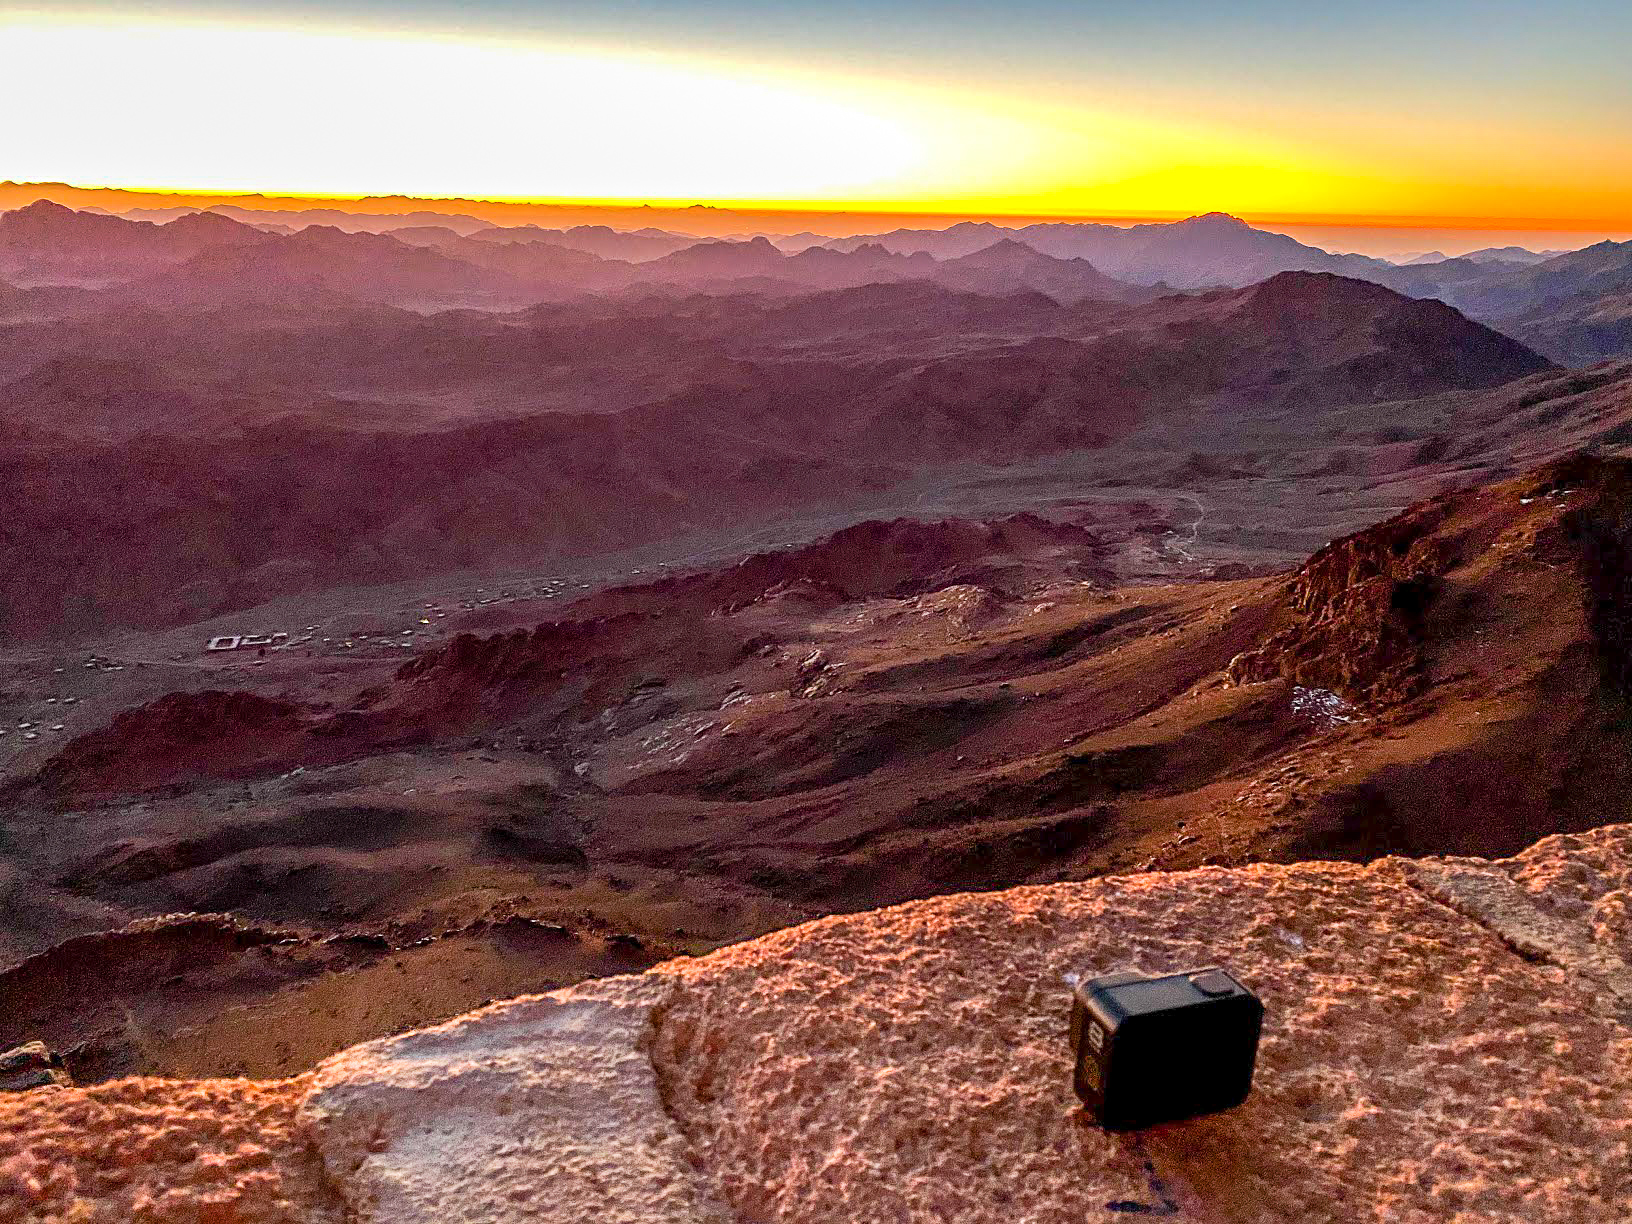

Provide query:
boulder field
left=3, top=822, right=1630, bottom=1223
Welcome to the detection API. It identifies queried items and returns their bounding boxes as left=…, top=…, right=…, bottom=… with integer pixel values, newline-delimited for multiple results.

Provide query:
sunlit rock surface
left=4, top=825, right=1631, bottom=1222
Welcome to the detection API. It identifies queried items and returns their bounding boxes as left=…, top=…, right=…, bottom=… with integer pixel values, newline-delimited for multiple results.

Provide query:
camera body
left=1069, top=966, right=1263, bottom=1130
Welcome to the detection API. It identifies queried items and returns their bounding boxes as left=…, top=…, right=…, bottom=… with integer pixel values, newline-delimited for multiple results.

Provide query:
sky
left=3, top=1, right=1631, bottom=237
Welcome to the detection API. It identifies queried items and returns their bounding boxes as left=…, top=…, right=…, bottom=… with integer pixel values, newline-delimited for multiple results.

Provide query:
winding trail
left=1166, top=493, right=1207, bottom=562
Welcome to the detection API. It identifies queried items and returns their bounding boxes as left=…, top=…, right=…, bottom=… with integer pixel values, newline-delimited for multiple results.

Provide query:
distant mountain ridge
left=16, top=199, right=1627, bottom=360
left=0, top=202, right=1155, bottom=310
left=6, top=199, right=1627, bottom=361
left=0, top=199, right=271, bottom=284
left=824, top=211, right=1396, bottom=289
left=819, top=212, right=1632, bottom=362
left=1373, top=238, right=1632, bottom=362
left=1402, top=245, right=1567, bottom=267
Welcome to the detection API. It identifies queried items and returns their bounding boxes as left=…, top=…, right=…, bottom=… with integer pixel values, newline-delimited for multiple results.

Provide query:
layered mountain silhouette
left=9, top=201, right=1628, bottom=364
left=1406, top=245, right=1565, bottom=266
left=1376, top=238, right=1632, bottom=363
left=0, top=202, right=1154, bottom=310
left=827, top=212, right=1395, bottom=289
left=0, top=199, right=268, bottom=284
left=816, top=211, right=1632, bottom=361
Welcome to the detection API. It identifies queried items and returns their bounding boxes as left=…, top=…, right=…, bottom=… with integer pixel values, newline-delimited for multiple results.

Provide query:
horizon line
left=6, top=180, right=1631, bottom=236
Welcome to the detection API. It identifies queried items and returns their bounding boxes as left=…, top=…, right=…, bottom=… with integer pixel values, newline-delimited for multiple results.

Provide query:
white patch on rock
left=299, top=974, right=732, bottom=1224
left=1291, top=685, right=1357, bottom=728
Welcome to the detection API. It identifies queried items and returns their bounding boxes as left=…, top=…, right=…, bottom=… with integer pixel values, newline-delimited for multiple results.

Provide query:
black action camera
left=1069, top=966, right=1263, bottom=1130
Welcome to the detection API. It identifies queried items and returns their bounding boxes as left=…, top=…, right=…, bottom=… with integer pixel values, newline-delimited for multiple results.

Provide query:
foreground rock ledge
left=4, top=827, right=1631, bottom=1223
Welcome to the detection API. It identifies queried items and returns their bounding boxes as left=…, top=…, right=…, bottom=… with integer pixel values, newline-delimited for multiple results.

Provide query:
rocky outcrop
left=1553, top=453, right=1632, bottom=697
left=0, top=1044, right=70, bottom=1093
left=1227, top=497, right=1452, bottom=701
left=1230, top=454, right=1632, bottom=705
left=645, top=827, right=1632, bottom=1224
left=4, top=825, right=1631, bottom=1222
left=35, top=691, right=309, bottom=796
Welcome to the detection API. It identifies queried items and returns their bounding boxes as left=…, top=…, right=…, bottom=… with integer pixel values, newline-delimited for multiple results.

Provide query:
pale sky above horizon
left=4, top=2, right=1630, bottom=228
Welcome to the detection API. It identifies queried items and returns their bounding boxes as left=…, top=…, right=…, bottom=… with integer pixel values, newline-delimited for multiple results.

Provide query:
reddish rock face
left=35, top=691, right=310, bottom=796
left=1230, top=454, right=1632, bottom=705
left=1228, top=501, right=1453, bottom=702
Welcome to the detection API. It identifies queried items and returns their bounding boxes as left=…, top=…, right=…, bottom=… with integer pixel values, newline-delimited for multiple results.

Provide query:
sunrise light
left=3, top=5, right=1630, bottom=230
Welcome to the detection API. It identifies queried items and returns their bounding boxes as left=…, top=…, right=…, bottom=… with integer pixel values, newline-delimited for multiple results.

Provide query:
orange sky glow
left=3, top=9, right=1630, bottom=244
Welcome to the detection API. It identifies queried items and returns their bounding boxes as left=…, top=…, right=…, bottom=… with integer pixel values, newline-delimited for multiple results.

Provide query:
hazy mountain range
left=0, top=221, right=1577, bottom=640
left=5, top=200, right=1631, bottom=364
